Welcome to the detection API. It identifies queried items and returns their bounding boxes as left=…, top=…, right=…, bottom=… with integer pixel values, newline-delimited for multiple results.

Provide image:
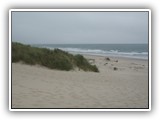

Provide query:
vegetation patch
left=12, top=42, right=99, bottom=72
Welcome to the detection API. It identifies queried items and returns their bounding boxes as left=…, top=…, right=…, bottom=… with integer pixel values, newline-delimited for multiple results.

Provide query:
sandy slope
left=12, top=55, right=148, bottom=108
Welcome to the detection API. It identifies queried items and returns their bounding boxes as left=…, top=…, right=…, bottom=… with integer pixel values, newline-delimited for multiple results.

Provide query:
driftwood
left=104, top=63, right=108, bottom=65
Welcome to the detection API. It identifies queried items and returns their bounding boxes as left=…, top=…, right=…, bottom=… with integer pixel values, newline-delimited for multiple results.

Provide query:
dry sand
left=12, top=55, right=148, bottom=108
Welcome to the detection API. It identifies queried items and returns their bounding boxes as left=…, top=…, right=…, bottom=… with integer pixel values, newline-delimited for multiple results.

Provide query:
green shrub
left=12, top=42, right=99, bottom=72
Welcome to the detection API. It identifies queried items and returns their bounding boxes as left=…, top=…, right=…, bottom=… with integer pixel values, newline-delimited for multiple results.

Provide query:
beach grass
left=12, top=42, right=99, bottom=72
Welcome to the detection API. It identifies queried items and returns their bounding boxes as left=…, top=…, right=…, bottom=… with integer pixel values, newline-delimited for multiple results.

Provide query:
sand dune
left=12, top=55, right=148, bottom=108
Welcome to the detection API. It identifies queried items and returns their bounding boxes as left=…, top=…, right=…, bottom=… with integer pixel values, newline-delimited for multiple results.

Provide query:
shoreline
left=81, top=53, right=148, bottom=61
left=62, top=51, right=148, bottom=61
left=12, top=54, right=148, bottom=108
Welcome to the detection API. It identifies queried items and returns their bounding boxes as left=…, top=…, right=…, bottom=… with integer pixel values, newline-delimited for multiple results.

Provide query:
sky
left=12, top=11, right=148, bottom=44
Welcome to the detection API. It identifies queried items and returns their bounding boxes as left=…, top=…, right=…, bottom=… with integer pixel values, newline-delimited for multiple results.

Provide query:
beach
left=12, top=55, right=148, bottom=108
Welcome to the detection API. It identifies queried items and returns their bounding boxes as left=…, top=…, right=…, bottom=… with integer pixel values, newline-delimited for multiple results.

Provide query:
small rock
left=105, top=57, right=110, bottom=61
left=113, top=67, right=118, bottom=70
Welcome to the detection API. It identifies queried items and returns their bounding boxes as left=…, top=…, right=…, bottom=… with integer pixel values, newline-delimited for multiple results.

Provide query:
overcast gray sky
left=12, top=11, right=148, bottom=44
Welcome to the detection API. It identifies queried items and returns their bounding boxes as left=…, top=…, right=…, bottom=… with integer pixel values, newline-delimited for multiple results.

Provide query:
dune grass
left=12, top=42, right=99, bottom=72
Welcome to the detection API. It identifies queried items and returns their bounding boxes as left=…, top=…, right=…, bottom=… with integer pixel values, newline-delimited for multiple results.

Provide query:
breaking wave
left=57, top=47, right=148, bottom=59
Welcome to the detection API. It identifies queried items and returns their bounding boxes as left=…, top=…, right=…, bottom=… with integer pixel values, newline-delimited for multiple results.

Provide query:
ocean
left=32, top=44, right=148, bottom=59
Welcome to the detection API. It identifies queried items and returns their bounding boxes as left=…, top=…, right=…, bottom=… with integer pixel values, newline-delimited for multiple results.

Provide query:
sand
left=12, top=55, right=148, bottom=108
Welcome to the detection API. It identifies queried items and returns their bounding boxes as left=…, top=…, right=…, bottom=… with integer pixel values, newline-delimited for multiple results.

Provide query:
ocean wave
left=58, top=47, right=147, bottom=54
left=35, top=45, right=148, bottom=59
